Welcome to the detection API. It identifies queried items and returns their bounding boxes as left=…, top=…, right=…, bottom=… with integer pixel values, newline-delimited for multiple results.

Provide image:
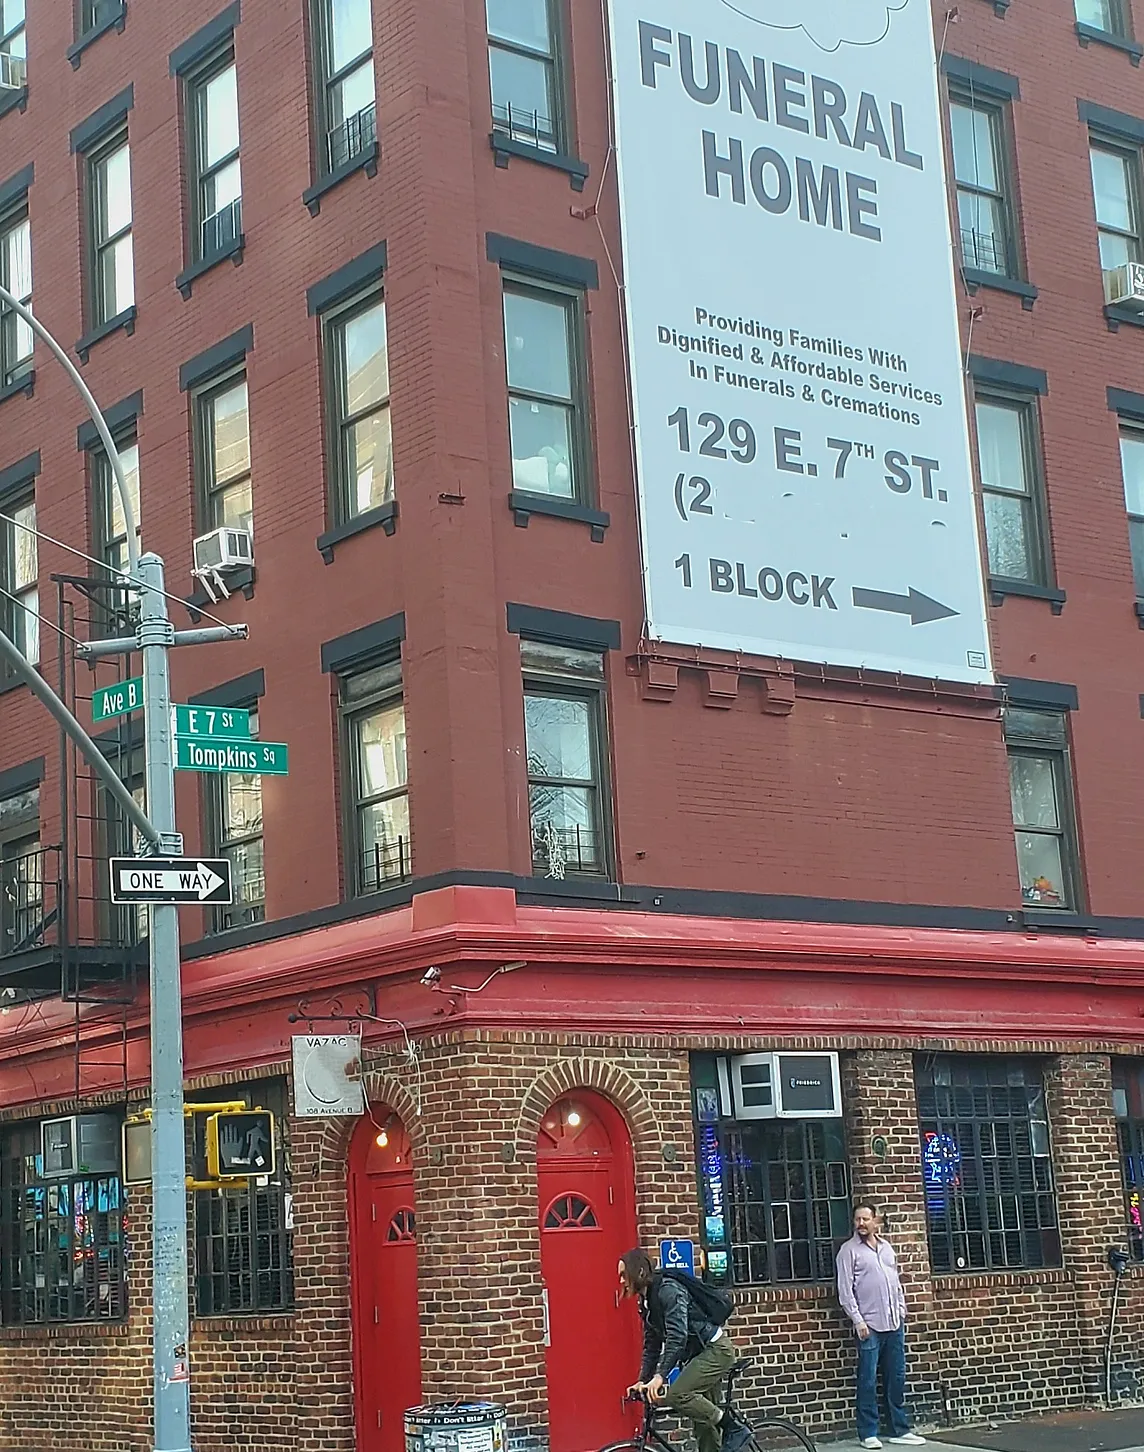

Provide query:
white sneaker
left=860, top=1440, right=883, bottom=1449
left=889, top=1437, right=927, bottom=1446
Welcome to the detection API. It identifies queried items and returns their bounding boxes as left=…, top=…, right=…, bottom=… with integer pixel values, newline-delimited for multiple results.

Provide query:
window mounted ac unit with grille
left=41, top=1114, right=121, bottom=1178
left=193, top=526, right=253, bottom=574
left=728, top=1051, right=842, bottom=1120
left=1106, top=262, right=1144, bottom=310
left=0, top=53, right=26, bottom=90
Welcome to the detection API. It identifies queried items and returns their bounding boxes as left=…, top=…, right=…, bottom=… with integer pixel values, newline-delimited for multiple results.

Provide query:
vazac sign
left=109, top=857, right=233, bottom=905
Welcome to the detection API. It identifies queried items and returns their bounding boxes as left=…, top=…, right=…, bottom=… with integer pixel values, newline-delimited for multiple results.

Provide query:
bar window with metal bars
left=87, top=133, right=134, bottom=326
left=208, top=707, right=264, bottom=931
left=503, top=281, right=587, bottom=501
left=312, top=0, right=375, bottom=174
left=1090, top=138, right=1143, bottom=299
left=1119, top=426, right=1144, bottom=599
left=0, top=0, right=25, bottom=89
left=916, top=1054, right=1061, bottom=1273
left=2, top=492, right=37, bottom=666
left=0, top=201, right=31, bottom=388
left=1113, top=1059, right=1144, bottom=1260
left=487, top=0, right=562, bottom=153
left=0, top=784, right=41, bottom=957
left=949, top=92, right=1016, bottom=278
left=0, top=1121, right=127, bottom=1324
left=522, top=641, right=608, bottom=878
left=326, top=293, right=393, bottom=520
left=974, top=392, right=1049, bottom=587
left=339, top=659, right=410, bottom=894
left=1076, top=0, right=1132, bottom=36
left=1004, top=708, right=1080, bottom=910
left=192, top=1082, right=293, bottom=1315
left=187, top=52, right=242, bottom=263
left=195, top=372, right=253, bottom=537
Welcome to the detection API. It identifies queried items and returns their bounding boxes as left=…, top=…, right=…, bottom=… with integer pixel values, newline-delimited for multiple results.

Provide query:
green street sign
left=92, top=676, right=144, bottom=722
left=173, top=703, right=251, bottom=740
left=175, top=737, right=289, bottom=776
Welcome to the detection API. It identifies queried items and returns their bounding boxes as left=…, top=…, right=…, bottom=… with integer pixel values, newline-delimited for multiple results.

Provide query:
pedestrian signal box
left=206, top=1109, right=276, bottom=1181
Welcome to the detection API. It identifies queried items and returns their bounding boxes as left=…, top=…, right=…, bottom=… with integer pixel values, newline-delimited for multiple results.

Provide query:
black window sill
left=1133, top=598, right=1144, bottom=629
left=1018, top=907, right=1097, bottom=932
left=184, top=565, right=255, bottom=621
left=0, top=674, right=30, bottom=697
left=302, top=142, right=378, bottom=217
left=0, top=86, right=28, bottom=122
left=76, top=305, right=136, bottom=364
left=176, top=235, right=245, bottom=300
left=509, top=490, right=609, bottom=542
left=317, top=500, right=398, bottom=563
left=67, top=1, right=127, bottom=68
left=989, top=576, right=1066, bottom=613
left=1106, top=301, right=1144, bottom=331
left=489, top=133, right=589, bottom=192
left=961, top=267, right=1038, bottom=310
left=1075, top=21, right=1143, bottom=63
left=0, top=370, right=34, bottom=408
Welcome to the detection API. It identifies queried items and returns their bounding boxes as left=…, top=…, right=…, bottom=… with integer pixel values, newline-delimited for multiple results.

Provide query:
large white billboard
left=606, top=0, right=994, bottom=684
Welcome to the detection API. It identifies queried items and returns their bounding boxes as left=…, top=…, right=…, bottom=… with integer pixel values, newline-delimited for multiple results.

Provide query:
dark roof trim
left=0, top=451, right=39, bottom=503
left=1002, top=676, right=1079, bottom=712
left=306, top=242, right=387, bottom=316
left=321, top=613, right=406, bottom=674
left=486, top=233, right=599, bottom=290
left=189, top=667, right=265, bottom=708
left=70, top=85, right=134, bottom=154
left=967, top=354, right=1048, bottom=395
left=0, top=756, right=44, bottom=799
left=942, top=53, right=1020, bottom=98
left=77, top=390, right=143, bottom=451
left=0, top=163, right=33, bottom=216
left=506, top=604, right=621, bottom=651
left=1079, top=98, right=1144, bottom=145
left=179, top=324, right=253, bottom=392
left=1108, top=386, right=1144, bottom=422
left=169, top=2, right=240, bottom=76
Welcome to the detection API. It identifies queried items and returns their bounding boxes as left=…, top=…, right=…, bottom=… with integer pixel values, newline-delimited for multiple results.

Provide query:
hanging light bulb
left=567, top=1109, right=582, bottom=1128
left=376, top=1129, right=389, bottom=1148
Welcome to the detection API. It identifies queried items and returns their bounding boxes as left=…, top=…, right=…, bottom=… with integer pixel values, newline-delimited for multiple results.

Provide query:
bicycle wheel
left=597, top=1441, right=646, bottom=1452
left=747, top=1416, right=817, bottom=1452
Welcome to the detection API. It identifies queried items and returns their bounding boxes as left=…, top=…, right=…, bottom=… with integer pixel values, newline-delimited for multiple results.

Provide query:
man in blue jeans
left=836, top=1203, right=926, bottom=1450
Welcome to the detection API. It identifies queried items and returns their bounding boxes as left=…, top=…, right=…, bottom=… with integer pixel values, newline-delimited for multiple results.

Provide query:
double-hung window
left=1004, top=708, right=1081, bottom=911
left=521, top=641, right=609, bottom=877
left=0, top=202, right=31, bottom=388
left=949, top=94, right=1015, bottom=278
left=93, top=438, right=140, bottom=626
left=503, top=281, right=588, bottom=501
left=0, top=782, right=40, bottom=957
left=339, top=660, right=410, bottom=893
left=188, top=54, right=242, bottom=264
left=195, top=373, right=253, bottom=536
left=2, top=492, right=37, bottom=665
left=487, top=0, right=563, bottom=153
left=312, top=0, right=376, bottom=175
left=1118, top=427, right=1144, bottom=598
left=1113, top=1060, right=1144, bottom=1261
left=326, top=294, right=392, bottom=520
left=207, top=706, right=264, bottom=930
left=1076, top=0, right=1133, bottom=37
left=1090, top=140, right=1142, bottom=297
left=916, top=1055, right=1060, bottom=1273
left=974, top=393, right=1048, bottom=587
left=0, top=0, right=25, bottom=90
left=88, top=133, right=134, bottom=327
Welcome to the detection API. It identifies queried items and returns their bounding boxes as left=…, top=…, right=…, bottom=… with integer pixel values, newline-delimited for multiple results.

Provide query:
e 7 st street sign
left=110, top=857, right=233, bottom=905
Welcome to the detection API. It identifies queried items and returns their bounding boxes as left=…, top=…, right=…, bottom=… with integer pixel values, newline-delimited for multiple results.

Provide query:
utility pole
left=0, top=284, right=246, bottom=1452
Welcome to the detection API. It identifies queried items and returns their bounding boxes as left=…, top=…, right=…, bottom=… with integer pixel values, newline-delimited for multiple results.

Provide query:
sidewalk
left=826, top=1406, right=1144, bottom=1452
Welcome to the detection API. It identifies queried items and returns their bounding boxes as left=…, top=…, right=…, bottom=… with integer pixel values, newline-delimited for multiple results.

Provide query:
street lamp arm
left=0, top=284, right=139, bottom=576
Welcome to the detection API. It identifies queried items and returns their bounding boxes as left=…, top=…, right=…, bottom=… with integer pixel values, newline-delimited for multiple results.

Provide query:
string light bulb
left=376, top=1129, right=389, bottom=1148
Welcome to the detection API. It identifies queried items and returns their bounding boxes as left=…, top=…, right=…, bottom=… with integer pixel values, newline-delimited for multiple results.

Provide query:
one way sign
left=110, top=857, right=233, bottom=906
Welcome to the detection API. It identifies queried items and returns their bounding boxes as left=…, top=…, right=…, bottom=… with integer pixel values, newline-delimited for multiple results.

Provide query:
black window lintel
left=307, top=242, right=387, bottom=316
left=76, top=305, right=137, bottom=364
left=321, top=614, right=406, bottom=674
left=506, top=603, right=620, bottom=652
left=989, top=577, right=1067, bottom=613
left=962, top=269, right=1038, bottom=310
left=317, top=500, right=398, bottom=562
left=942, top=53, right=1020, bottom=97
left=189, top=668, right=265, bottom=709
left=169, top=2, right=240, bottom=76
left=0, top=450, right=39, bottom=503
left=175, top=234, right=245, bottom=300
left=68, top=0, right=128, bottom=69
left=486, top=233, right=599, bottom=290
left=1002, top=676, right=1079, bottom=712
left=77, top=390, right=143, bottom=451
left=509, top=490, right=609, bottom=541
left=968, top=354, right=1048, bottom=395
left=0, top=372, right=34, bottom=409
left=0, top=163, right=33, bottom=216
left=0, top=86, right=27, bottom=122
left=1079, top=98, right=1144, bottom=146
left=0, top=756, right=44, bottom=799
left=179, top=324, right=254, bottom=392
left=302, top=142, right=379, bottom=217
left=70, top=84, right=134, bottom=154
left=1110, top=386, right=1144, bottom=422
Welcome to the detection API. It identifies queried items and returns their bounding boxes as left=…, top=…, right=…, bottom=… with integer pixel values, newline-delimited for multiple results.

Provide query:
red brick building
left=1, top=0, right=1144, bottom=1445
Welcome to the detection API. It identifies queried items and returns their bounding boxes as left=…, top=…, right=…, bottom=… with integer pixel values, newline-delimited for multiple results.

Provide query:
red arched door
left=538, top=1092, right=641, bottom=1452
left=349, top=1111, right=422, bottom=1452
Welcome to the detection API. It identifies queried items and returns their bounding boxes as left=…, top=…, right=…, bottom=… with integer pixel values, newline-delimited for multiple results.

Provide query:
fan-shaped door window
left=544, top=1193, right=599, bottom=1230
left=386, top=1207, right=416, bottom=1243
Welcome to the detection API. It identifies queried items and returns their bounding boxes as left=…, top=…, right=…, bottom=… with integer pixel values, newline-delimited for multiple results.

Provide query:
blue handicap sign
left=660, top=1238, right=695, bottom=1275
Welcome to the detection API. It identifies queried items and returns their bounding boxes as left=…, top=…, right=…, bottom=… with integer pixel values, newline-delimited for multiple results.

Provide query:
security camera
left=420, top=966, right=441, bottom=987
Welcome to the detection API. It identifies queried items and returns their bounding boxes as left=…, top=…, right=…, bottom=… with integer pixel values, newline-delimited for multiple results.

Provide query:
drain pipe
left=1105, top=1246, right=1130, bottom=1406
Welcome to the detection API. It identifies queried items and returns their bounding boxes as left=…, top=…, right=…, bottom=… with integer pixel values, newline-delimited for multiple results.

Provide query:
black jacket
left=638, top=1272, right=722, bottom=1381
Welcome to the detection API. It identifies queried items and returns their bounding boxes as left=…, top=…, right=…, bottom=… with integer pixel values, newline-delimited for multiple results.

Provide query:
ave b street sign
left=110, top=857, right=233, bottom=905
left=92, top=676, right=143, bottom=722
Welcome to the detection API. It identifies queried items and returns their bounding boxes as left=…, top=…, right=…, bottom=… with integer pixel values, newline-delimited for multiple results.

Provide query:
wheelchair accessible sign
left=660, top=1239, right=695, bottom=1275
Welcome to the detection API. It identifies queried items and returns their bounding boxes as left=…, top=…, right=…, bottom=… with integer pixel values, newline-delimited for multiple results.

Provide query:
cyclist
left=619, top=1247, right=752, bottom=1452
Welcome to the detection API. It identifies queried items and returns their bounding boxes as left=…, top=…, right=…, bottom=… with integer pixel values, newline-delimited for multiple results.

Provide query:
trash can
left=404, top=1402, right=508, bottom=1452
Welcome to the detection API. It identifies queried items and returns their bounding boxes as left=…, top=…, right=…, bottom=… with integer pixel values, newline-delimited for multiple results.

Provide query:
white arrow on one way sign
left=109, top=856, right=234, bottom=905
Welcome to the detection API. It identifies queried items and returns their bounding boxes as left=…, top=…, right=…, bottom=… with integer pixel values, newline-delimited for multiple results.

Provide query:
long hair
left=621, top=1247, right=655, bottom=1292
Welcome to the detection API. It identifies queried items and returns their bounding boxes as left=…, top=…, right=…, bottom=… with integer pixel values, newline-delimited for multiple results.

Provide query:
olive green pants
left=662, top=1335, right=738, bottom=1452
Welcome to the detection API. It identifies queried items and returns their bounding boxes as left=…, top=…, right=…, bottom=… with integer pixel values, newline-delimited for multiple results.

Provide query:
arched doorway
left=349, top=1109, right=422, bottom=1452
left=538, top=1091, right=641, bottom=1452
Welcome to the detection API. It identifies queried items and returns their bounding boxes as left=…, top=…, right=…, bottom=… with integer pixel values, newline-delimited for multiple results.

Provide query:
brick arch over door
left=311, top=1069, right=421, bottom=1176
left=515, top=1057, right=658, bottom=1170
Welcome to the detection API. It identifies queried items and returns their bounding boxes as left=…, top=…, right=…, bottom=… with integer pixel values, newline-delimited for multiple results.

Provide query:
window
left=187, top=54, right=242, bottom=263
left=974, top=395, right=1048, bottom=585
left=192, top=1080, right=293, bottom=1315
left=97, top=762, right=146, bottom=948
left=94, top=440, right=140, bottom=580
left=503, top=282, right=588, bottom=501
left=1090, top=141, right=1142, bottom=294
left=208, top=707, right=264, bottom=931
left=0, top=204, right=31, bottom=387
left=522, top=641, right=608, bottom=877
left=1004, top=708, right=1080, bottom=911
left=312, top=0, right=376, bottom=175
left=339, top=660, right=410, bottom=893
left=0, top=1120, right=127, bottom=1324
left=0, top=782, right=40, bottom=957
left=1113, top=1060, right=1144, bottom=1260
left=88, top=135, right=134, bottom=326
left=916, top=1055, right=1060, bottom=1273
left=195, top=373, right=253, bottom=535
left=487, top=0, right=563, bottom=153
left=326, top=295, right=393, bottom=520
left=81, top=0, right=121, bottom=33
left=0, top=0, right=25, bottom=89
left=1076, top=0, right=1132, bottom=35
left=2, top=493, right=37, bottom=665
left=949, top=95, right=1015, bottom=277
left=1119, top=428, right=1144, bottom=597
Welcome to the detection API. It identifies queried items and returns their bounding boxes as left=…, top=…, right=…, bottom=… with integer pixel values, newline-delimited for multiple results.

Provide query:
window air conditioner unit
left=1106, top=262, right=1144, bottom=310
left=193, top=526, right=253, bottom=574
left=0, top=53, right=26, bottom=90
left=729, top=1052, right=842, bottom=1120
left=41, top=1114, right=121, bottom=1178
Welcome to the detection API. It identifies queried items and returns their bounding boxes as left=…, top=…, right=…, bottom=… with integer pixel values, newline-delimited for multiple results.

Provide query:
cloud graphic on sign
left=719, top=0, right=910, bottom=52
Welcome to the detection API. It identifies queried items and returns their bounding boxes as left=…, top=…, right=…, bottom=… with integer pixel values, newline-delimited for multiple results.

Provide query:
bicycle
left=598, top=1356, right=817, bottom=1452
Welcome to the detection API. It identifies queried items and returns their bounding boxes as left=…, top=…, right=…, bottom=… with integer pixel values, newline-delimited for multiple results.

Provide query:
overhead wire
left=0, top=582, right=90, bottom=652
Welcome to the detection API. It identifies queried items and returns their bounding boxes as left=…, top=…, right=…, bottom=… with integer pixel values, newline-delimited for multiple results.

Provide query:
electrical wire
left=0, top=582, right=91, bottom=652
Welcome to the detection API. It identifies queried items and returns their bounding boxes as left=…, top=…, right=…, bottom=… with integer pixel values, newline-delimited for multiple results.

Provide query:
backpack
left=661, top=1268, right=734, bottom=1325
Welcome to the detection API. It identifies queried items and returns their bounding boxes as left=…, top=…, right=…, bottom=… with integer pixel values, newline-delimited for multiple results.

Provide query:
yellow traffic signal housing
left=206, top=1109, right=276, bottom=1182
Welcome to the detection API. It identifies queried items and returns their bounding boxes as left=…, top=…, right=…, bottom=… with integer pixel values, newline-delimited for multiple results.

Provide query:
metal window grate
left=358, top=833, right=411, bottom=894
left=327, top=102, right=376, bottom=172
left=201, top=197, right=242, bottom=260
left=492, top=101, right=556, bottom=152
left=917, top=1056, right=1061, bottom=1273
left=194, top=1183, right=294, bottom=1314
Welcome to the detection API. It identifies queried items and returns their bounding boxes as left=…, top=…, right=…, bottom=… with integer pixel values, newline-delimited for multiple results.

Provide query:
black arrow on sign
left=851, top=586, right=959, bottom=625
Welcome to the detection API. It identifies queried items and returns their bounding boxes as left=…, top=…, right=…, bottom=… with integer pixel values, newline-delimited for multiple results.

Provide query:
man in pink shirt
left=835, top=1203, right=926, bottom=1450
